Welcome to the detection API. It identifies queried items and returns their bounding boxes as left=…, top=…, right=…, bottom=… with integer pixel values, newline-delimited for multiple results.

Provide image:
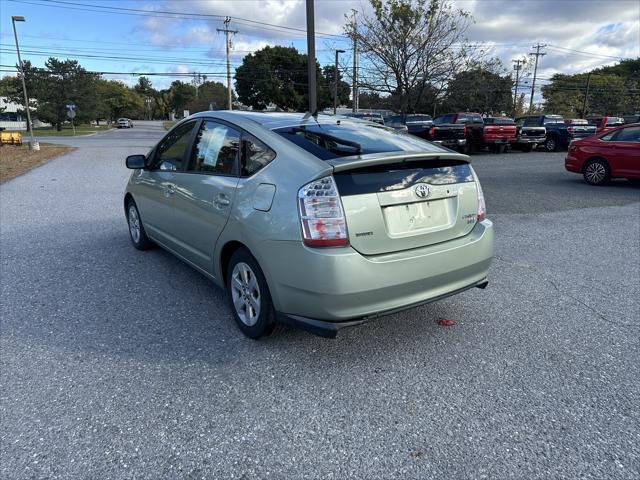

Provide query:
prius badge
left=414, top=184, right=431, bottom=198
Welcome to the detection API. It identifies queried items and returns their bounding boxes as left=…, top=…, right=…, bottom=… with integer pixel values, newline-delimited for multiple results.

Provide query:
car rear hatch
left=518, top=126, right=546, bottom=139
left=431, top=125, right=466, bottom=140
left=483, top=124, right=516, bottom=141
left=328, top=152, right=479, bottom=255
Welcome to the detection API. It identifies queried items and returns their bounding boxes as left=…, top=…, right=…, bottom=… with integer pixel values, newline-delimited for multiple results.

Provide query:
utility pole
left=11, top=16, right=38, bottom=151
left=512, top=58, right=526, bottom=116
left=333, top=49, right=345, bottom=114
left=305, top=0, right=317, bottom=114
left=217, top=17, right=237, bottom=110
left=528, top=43, right=546, bottom=113
left=581, top=72, right=592, bottom=119
left=351, top=9, right=358, bottom=113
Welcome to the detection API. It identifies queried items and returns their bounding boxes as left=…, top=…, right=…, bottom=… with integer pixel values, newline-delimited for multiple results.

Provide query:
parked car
left=518, top=114, right=595, bottom=152
left=623, top=114, right=640, bottom=124
left=430, top=114, right=468, bottom=152
left=565, top=123, right=640, bottom=185
left=481, top=117, right=517, bottom=153
left=124, top=112, right=494, bottom=338
left=384, top=114, right=433, bottom=138
left=587, top=116, right=625, bottom=133
left=434, top=113, right=517, bottom=153
left=344, top=112, right=385, bottom=124
left=513, top=117, right=546, bottom=152
left=117, top=118, right=133, bottom=128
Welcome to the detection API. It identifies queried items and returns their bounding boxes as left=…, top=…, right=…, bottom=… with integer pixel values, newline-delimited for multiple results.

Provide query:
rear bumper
left=260, top=220, right=494, bottom=326
left=514, top=136, right=545, bottom=144
left=483, top=137, right=513, bottom=145
left=433, top=138, right=466, bottom=146
left=565, top=153, right=582, bottom=173
left=277, top=279, right=489, bottom=338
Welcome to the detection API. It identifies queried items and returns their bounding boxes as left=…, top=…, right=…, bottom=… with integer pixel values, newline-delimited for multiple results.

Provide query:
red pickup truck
left=434, top=112, right=516, bottom=153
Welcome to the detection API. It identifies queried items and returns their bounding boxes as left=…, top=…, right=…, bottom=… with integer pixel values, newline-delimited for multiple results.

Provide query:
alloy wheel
left=128, top=205, right=141, bottom=243
left=585, top=161, right=606, bottom=184
left=231, top=262, right=261, bottom=326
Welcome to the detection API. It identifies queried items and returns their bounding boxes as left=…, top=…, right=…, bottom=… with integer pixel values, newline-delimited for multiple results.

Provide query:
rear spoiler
left=326, top=151, right=470, bottom=173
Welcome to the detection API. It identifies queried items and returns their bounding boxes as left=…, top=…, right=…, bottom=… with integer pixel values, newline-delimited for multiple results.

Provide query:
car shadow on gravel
left=3, top=221, right=463, bottom=367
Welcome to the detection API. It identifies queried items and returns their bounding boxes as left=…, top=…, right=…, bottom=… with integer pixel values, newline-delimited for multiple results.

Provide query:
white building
left=0, top=97, right=49, bottom=130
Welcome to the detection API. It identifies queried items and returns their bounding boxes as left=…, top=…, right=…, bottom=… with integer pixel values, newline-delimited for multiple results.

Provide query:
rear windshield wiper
left=289, top=127, right=363, bottom=154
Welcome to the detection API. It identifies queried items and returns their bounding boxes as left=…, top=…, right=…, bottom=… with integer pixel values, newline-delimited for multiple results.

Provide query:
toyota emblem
left=414, top=184, right=430, bottom=198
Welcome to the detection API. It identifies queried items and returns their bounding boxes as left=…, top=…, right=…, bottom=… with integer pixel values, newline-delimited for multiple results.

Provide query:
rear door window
left=187, top=120, right=240, bottom=175
left=613, top=127, right=640, bottom=142
left=434, top=114, right=455, bottom=125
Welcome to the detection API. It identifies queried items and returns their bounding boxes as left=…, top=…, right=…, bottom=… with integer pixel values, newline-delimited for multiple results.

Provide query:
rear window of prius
left=274, top=122, right=447, bottom=160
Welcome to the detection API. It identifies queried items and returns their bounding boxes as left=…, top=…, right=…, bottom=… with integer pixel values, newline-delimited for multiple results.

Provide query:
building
left=0, top=97, right=49, bottom=130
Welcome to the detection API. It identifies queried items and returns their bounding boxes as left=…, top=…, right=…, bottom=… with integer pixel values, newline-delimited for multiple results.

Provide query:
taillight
left=429, top=126, right=435, bottom=138
left=470, top=167, right=486, bottom=222
left=463, top=126, right=468, bottom=136
left=567, top=127, right=574, bottom=134
left=298, top=176, right=349, bottom=247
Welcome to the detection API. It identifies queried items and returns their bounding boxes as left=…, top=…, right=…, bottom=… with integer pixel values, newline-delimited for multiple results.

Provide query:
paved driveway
left=1, top=124, right=639, bottom=479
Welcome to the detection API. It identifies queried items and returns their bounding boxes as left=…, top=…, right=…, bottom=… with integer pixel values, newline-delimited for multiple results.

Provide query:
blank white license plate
left=383, top=199, right=451, bottom=234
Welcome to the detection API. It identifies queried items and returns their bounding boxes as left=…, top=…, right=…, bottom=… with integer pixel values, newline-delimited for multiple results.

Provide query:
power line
left=8, top=0, right=348, bottom=39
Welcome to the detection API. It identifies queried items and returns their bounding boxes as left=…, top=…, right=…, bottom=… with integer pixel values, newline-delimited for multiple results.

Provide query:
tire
left=521, top=144, right=534, bottom=153
left=126, top=199, right=153, bottom=250
left=461, top=138, right=474, bottom=155
left=544, top=136, right=559, bottom=152
left=583, top=158, right=610, bottom=186
left=226, top=248, right=278, bottom=339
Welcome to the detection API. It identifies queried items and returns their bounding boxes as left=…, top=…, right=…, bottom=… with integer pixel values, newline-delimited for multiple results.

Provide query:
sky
left=1, top=0, right=639, bottom=102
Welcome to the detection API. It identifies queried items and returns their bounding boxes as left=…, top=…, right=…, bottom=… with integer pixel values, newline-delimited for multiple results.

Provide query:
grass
left=32, top=124, right=113, bottom=137
left=0, top=143, right=75, bottom=183
left=163, top=121, right=177, bottom=130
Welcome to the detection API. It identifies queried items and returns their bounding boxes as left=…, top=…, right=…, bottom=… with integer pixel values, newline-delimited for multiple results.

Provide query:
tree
left=17, top=58, right=99, bottom=130
left=541, top=59, right=639, bottom=118
left=235, top=45, right=328, bottom=111
left=0, top=76, right=19, bottom=113
left=96, top=79, right=145, bottom=121
left=442, top=67, right=513, bottom=114
left=345, top=0, right=474, bottom=113
left=186, top=81, right=232, bottom=112
left=167, top=80, right=196, bottom=116
left=321, top=65, right=351, bottom=108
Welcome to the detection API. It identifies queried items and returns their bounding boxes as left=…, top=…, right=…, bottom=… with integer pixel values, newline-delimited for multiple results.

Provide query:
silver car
left=124, top=112, right=494, bottom=338
left=117, top=118, right=133, bottom=128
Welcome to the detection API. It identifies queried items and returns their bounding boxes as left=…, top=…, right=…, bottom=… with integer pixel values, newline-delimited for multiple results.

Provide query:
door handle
left=164, top=183, right=176, bottom=197
left=214, top=194, right=231, bottom=207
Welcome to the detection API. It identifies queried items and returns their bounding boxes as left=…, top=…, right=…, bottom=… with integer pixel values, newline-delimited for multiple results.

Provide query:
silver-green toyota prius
left=124, top=112, right=494, bottom=338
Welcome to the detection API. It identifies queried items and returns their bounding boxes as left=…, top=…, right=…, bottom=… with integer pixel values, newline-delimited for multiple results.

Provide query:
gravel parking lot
left=1, top=121, right=639, bottom=479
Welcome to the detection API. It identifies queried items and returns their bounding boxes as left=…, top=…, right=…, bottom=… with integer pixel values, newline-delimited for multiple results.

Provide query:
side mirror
left=126, top=154, right=146, bottom=169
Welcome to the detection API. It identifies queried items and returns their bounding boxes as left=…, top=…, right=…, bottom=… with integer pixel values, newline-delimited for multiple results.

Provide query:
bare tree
left=345, top=0, right=475, bottom=113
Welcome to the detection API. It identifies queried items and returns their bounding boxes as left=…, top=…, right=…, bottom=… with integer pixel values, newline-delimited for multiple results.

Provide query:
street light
left=11, top=15, right=39, bottom=151
left=333, top=49, right=345, bottom=114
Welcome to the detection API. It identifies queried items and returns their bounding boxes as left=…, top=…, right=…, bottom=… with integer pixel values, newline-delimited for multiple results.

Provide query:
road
left=2, top=121, right=639, bottom=479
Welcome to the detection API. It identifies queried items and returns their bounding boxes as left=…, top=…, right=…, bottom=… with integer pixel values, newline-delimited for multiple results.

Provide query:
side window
left=188, top=120, right=240, bottom=175
left=516, top=119, right=524, bottom=127
left=473, top=114, right=483, bottom=123
left=241, top=134, right=276, bottom=176
left=613, top=127, right=640, bottom=142
left=153, top=121, right=196, bottom=171
left=600, top=130, right=619, bottom=141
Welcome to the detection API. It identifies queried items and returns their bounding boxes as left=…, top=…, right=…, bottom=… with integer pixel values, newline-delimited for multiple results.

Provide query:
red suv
left=565, top=123, right=640, bottom=185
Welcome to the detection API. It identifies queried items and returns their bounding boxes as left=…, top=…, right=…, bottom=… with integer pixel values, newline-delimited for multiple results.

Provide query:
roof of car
left=190, top=110, right=368, bottom=130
